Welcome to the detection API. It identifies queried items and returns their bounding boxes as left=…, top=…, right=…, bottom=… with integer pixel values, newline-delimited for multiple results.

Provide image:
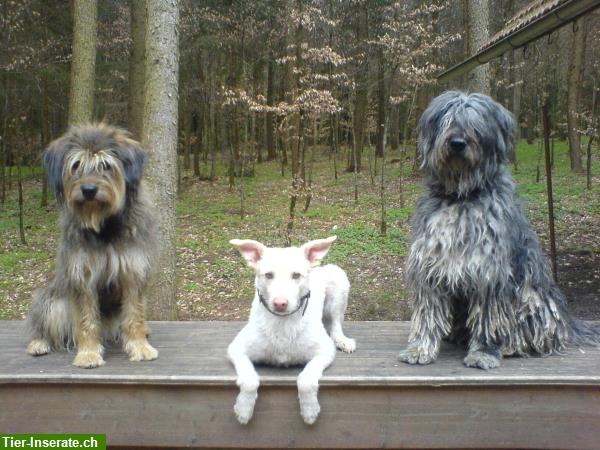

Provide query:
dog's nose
left=81, top=184, right=98, bottom=200
left=449, top=138, right=467, bottom=153
left=272, top=297, right=288, bottom=312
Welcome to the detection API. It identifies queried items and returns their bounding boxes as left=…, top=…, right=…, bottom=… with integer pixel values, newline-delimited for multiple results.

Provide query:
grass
left=1, top=140, right=599, bottom=321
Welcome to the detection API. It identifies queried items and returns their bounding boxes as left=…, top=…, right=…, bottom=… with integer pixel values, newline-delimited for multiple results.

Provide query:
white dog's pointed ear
left=301, top=236, right=337, bottom=267
left=230, top=239, right=267, bottom=268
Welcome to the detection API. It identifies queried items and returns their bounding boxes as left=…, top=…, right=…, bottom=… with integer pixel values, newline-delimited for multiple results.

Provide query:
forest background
left=1, top=0, right=599, bottom=321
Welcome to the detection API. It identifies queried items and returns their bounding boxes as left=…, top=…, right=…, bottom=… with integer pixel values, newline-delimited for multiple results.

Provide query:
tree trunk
left=287, top=2, right=304, bottom=244
left=566, top=17, right=586, bottom=173
left=266, top=55, right=276, bottom=161
left=511, top=49, right=522, bottom=140
left=209, top=101, right=217, bottom=181
left=1, top=74, right=7, bottom=205
left=183, top=106, right=192, bottom=170
left=465, top=0, right=491, bottom=95
left=41, top=73, right=50, bottom=208
left=586, top=77, right=598, bottom=190
left=389, top=103, right=399, bottom=151
left=68, top=0, right=97, bottom=125
left=375, top=47, right=386, bottom=158
left=17, top=163, right=26, bottom=245
left=348, top=3, right=368, bottom=172
left=193, top=105, right=203, bottom=177
left=141, top=0, right=179, bottom=320
left=128, top=0, right=146, bottom=139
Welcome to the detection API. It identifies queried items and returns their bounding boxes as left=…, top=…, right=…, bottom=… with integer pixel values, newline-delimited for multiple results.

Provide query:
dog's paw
left=125, top=340, right=158, bottom=362
left=398, top=344, right=437, bottom=365
left=73, top=351, right=105, bottom=369
left=27, top=338, right=51, bottom=356
left=234, top=399, right=255, bottom=425
left=463, top=350, right=501, bottom=370
left=297, top=375, right=320, bottom=425
left=334, top=336, right=356, bottom=353
left=300, top=400, right=321, bottom=425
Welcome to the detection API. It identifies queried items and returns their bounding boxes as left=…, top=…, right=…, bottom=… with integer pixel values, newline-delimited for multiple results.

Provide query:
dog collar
left=257, top=289, right=310, bottom=317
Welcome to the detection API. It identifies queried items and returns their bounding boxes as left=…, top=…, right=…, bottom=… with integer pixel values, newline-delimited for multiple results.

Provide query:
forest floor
left=1, top=140, right=599, bottom=321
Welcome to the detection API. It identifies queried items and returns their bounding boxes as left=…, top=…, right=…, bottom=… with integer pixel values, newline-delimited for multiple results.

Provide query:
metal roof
left=438, top=0, right=600, bottom=83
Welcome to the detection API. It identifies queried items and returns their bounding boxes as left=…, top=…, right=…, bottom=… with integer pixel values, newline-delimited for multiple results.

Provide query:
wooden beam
left=1, top=321, right=600, bottom=449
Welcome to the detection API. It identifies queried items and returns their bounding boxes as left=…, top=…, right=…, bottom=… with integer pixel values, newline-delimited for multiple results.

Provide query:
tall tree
left=375, top=45, right=386, bottom=158
left=141, top=0, right=179, bottom=320
left=465, top=0, right=491, bottom=94
left=348, top=1, right=368, bottom=172
left=128, top=0, right=146, bottom=139
left=566, top=16, right=586, bottom=173
left=265, top=54, right=276, bottom=161
left=68, top=0, right=97, bottom=125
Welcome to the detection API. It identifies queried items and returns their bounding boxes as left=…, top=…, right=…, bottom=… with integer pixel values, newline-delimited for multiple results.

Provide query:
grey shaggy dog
left=26, top=124, right=158, bottom=368
left=399, top=91, right=599, bottom=370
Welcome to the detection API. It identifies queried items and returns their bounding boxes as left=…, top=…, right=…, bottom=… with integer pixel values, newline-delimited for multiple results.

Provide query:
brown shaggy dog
left=26, top=123, right=158, bottom=368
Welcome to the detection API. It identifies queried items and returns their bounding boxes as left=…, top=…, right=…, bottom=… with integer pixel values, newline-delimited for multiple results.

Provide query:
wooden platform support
left=1, top=321, right=599, bottom=449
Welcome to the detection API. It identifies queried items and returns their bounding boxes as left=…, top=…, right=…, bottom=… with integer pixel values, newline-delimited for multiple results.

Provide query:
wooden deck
left=1, top=320, right=599, bottom=449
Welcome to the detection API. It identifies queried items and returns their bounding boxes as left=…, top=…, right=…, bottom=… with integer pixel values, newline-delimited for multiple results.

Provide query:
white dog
left=228, top=236, right=356, bottom=425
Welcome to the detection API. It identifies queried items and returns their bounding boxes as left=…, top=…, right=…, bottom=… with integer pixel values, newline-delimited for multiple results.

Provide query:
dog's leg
left=228, top=339, right=260, bottom=425
left=27, top=287, right=71, bottom=356
left=328, top=296, right=356, bottom=353
left=27, top=289, right=54, bottom=356
left=463, top=294, right=506, bottom=370
left=297, top=340, right=336, bottom=425
left=399, top=287, right=452, bottom=365
left=121, top=284, right=158, bottom=362
left=322, top=269, right=355, bottom=353
left=72, top=292, right=105, bottom=368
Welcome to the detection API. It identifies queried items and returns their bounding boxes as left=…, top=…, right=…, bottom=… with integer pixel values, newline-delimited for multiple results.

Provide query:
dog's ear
left=301, top=236, right=336, bottom=267
left=472, top=94, right=516, bottom=163
left=491, top=101, right=516, bottom=163
left=42, top=135, right=71, bottom=203
left=230, top=239, right=267, bottom=269
left=119, top=138, right=147, bottom=188
left=481, top=95, right=516, bottom=161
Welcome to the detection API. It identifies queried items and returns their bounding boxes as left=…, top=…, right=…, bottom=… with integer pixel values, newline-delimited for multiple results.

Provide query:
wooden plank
left=1, top=321, right=600, bottom=449
left=2, top=384, right=599, bottom=449
left=2, top=321, right=600, bottom=385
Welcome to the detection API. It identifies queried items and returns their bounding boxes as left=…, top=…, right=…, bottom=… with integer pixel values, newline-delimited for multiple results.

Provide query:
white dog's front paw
left=300, top=399, right=321, bottom=425
left=234, top=399, right=255, bottom=425
left=334, top=336, right=356, bottom=353
left=234, top=389, right=257, bottom=425
left=298, top=374, right=321, bottom=425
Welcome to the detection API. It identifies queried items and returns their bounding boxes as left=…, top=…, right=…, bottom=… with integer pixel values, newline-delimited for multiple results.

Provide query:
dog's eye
left=71, top=161, right=80, bottom=172
left=291, top=272, right=301, bottom=280
left=264, top=272, right=274, bottom=280
left=101, top=161, right=111, bottom=171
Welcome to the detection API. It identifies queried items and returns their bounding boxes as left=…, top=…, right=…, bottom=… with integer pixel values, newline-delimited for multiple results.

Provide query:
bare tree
left=567, top=17, right=586, bottom=173
left=128, top=0, right=146, bottom=139
left=348, top=2, right=368, bottom=172
left=465, top=0, right=491, bottom=94
left=68, top=0, right=97, bottom=125
left=141, top=0, right=180, bottom=320
left=266, top=55, right=277, bottom=161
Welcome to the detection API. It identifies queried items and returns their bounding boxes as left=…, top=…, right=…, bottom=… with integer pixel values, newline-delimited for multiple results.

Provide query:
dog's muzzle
left=257, top=289, right=310, bottom=317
